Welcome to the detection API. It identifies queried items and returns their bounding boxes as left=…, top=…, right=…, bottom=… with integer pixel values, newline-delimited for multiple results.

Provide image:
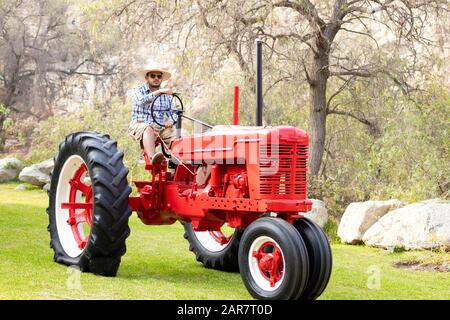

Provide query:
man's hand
left=164, top=122, right=173, bottom=128
left=158, top=88, right=173, bottom=95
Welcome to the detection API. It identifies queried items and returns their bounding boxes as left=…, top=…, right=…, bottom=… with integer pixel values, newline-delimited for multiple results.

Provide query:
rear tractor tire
left=47, top=132, right=132, bottom=276
left=183, top=222, right=243, bottom=271
left=294, top=218, right=332, bottom=300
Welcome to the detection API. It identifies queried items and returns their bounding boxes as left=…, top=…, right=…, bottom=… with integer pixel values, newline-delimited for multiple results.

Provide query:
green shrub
left=308, top=81, right=450, bottom=218
left=323, top=219, right=340, bottom=244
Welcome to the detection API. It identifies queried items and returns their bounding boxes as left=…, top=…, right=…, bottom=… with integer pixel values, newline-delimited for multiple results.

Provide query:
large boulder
left=304, top=199, right=328, bottom=227
left=338, top=199, right=404, bottom=244
left=363, top=200, right=450, bottom=250
left=35, top=158, right=54, bottom=175
left=0, top=157, right=23, bottom=182
left=19, top=158, right=54, bottom=186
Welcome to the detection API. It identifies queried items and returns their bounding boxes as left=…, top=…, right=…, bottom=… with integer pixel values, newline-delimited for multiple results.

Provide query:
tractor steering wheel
left=150, top=93, right=184, bottom=127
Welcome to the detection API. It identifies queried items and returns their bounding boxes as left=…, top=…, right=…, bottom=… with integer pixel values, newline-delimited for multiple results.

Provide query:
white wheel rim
left=55, top=155, right=87, bottom=258
left=248, top=236, right=285, bottom=291
left=194, top=228, right=234, bottom=252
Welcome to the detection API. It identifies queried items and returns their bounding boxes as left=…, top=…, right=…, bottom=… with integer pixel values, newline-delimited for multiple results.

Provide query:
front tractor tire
left=238, top=217, right=310, bottom=300
left=47, top=132, right=132, bottom=276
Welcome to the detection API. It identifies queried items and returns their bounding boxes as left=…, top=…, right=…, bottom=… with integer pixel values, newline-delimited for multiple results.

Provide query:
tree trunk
left=308, top=53, right=329, bottom=176
left=0, top=115, right=5, bottom=152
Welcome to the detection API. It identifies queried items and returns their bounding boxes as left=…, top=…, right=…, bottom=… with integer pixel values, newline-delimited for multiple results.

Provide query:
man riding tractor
left=128, top=65, right=176, bottom=165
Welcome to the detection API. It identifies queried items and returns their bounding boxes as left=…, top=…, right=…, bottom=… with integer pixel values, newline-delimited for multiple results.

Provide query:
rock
left=43, top=183, right=51, bottom=192
left=19, top=166, right=50, bottom=186
left=15, top=184, right=27, bottom=190
left=18, top=158, right=54, bottom=186
left=19, top=167, right=48, bottom=187
left=0, top=157, right=23, bottom=182
left=304, top=199, right=328, bottom=227
left=338, top=199, right=404, bottom=244
left=363, top=200, right=450, bottom=250
left=35, top=158, right=54, bottom=175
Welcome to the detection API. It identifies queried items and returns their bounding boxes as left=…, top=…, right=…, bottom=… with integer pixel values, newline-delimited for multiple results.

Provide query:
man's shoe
left=151, top=152, right=164, bottom=165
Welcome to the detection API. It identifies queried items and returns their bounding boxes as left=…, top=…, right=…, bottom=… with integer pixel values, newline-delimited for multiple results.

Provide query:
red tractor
left=47, top=42, right=332, bottom=300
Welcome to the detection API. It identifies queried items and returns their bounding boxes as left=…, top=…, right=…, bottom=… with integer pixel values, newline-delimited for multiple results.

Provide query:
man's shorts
left=128, top=120, right=175, bottom=148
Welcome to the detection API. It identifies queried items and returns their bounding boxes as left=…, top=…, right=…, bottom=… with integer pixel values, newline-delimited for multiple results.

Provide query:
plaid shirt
left=131, top=83, right=178, bottom=126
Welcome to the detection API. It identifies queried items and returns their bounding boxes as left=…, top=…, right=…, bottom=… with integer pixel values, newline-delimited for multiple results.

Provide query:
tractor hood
left=170, top=125, right=309, bottom=164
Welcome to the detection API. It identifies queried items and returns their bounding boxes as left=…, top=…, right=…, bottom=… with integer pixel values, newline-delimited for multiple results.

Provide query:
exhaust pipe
left=256, top=38, right=263, bottom=126
left=233, top=86, right=239, bottom=125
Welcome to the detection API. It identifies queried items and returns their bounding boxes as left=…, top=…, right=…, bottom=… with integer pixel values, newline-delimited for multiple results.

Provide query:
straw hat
left=140, top=65, right=171, bottom=81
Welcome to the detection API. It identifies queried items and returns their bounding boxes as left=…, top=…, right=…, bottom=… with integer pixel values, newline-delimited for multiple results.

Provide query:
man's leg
left=159, top=127, right=175, bottom=173
left=159, top=126, right=174, bottom=150
left=142, top=126, right=156, bottom=158
left=142, top=126, right=164, bottom=164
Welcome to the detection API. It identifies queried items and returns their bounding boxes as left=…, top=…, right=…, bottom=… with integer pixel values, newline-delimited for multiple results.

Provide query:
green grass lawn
left=0, top=182, right=448, bottom=300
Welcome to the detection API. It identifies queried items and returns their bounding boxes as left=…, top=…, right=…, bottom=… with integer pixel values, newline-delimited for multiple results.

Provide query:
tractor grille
left=259, top=144, right=308, bottom=197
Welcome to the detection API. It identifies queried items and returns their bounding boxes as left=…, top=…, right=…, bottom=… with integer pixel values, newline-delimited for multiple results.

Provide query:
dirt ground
left=394, top=260, right=450, bottom=273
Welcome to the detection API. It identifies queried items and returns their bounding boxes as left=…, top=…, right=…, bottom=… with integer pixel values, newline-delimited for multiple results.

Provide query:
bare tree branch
left=328, top=108, right=380, bottom=136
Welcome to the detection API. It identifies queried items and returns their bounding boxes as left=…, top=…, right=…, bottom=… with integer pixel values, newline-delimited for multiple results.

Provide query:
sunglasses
left=148, top=73, right=162, bottom=79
